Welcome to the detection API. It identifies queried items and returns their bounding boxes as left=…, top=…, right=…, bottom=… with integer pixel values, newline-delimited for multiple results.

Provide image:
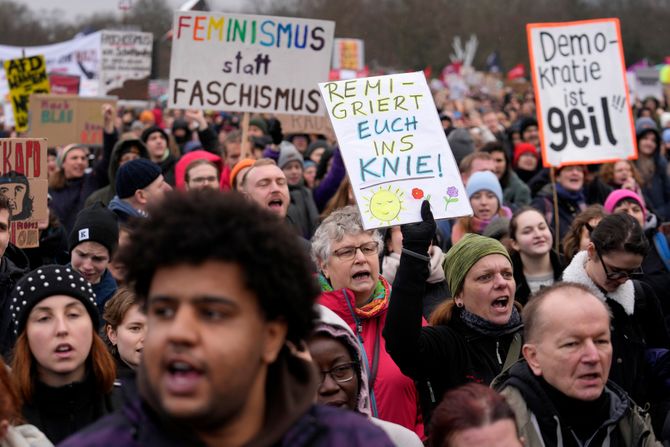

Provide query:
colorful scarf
left=318, top=273, right=390, bottom=319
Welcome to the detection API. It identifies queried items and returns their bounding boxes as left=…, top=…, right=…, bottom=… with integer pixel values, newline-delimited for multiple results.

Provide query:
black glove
left=400, top=200, right=436, bottom=256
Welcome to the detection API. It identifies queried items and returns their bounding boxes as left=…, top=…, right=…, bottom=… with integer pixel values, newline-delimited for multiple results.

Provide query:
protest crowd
left=0, top=8, right=670, bottom=447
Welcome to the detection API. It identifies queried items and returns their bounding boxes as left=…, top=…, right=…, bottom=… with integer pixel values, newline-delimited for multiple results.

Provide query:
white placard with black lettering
left=169, top=11, right=334, bottom=115
left=527, top=18, right=636, bottom=167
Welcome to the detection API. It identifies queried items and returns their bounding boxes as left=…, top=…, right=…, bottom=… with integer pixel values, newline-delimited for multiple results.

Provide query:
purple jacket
left=58, top=398, right=394, bottom=447
left=313, top=147, right=345, bottom=211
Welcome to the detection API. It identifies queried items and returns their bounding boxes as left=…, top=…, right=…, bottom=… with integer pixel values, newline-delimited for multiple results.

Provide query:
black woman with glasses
left=307, top=305, right=424, bottom=447
left=562, top=212, right=670, bottom=436
left=311, top=206, right=424, bottom=439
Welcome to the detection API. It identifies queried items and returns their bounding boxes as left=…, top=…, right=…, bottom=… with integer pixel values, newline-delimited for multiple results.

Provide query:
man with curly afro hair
left=60, top=190, right=395, bottom=447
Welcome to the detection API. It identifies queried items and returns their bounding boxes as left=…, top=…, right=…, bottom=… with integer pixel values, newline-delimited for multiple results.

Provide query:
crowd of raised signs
left=0, top=80, right=669, bottom=446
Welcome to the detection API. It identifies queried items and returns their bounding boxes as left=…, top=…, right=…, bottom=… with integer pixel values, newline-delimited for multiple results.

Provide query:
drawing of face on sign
left=0, top=172, right=33, bottom=220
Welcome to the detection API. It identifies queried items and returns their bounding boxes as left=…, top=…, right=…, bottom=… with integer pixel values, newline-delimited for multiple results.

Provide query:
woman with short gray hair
left=312, top=205, right=423, bottom=437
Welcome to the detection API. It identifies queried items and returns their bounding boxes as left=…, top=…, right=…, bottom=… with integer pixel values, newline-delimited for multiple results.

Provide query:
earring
left=456, top=301, right=464, bottom=308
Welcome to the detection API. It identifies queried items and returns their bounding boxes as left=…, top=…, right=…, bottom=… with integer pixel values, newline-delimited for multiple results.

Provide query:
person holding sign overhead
left=49, top=104, right=116, bottom=234
left=384, top=203, right=522, bottom=426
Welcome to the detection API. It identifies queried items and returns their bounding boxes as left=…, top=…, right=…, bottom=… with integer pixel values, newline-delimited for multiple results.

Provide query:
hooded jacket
left=383, top=252, right=523, bottom=422
left=107, top=196, right=146, bottom=225
left=317, top=275, right=424, bottom=437
left=494, top=361, right=660, bottom=447
left=313, top=305, right=423, bottom=447
left=173, top=150, right=224, bottom=190
left=85, top=138, right=149, bottom=207
left=50, top=131, right=115, bottom=234
left=562, top=251, right=670, bottom=407
left=0, top=244, right=30, bottom=358
left=58, top=347, right=395, bottom=447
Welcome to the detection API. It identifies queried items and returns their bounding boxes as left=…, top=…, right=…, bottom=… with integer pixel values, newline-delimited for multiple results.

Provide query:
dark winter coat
left=50, top=131, right=115, bottom=234
left=287, top=184, right=320, bottom=239
left=59, top=351, right=394, bottom=447
left=22, top=374, right=117, bottom=445
left=0, top=245, right=29, bottom=358
left=638, top=153, right=670, bottom=222
left=383, top=253, right=523, bottom=421
left=22, top=224, right=69, bottom=270
left=85, top=136, right=149, bottom=207
left=641, top=229, right=670, bottom=328
left=531, top=183, right=585, bottom=242
left=495, top=361, right=660, bottom=447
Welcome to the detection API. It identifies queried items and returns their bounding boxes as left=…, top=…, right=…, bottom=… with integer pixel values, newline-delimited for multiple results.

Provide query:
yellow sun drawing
left=363, top=185, right=406, bottom=226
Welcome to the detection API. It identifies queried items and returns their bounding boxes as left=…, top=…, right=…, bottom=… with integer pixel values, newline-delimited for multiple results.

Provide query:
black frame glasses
left=594, top=244, right=643, bottom=281
left=332, top=241, right=379, bottom=261
left=318, top=362, right=357, bottom=384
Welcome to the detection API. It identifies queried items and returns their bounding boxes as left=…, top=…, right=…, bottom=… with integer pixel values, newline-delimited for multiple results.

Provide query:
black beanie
left=116, top=158, right=162, bottom=199
left=140, top=125, right=168, bottom=144
left=10, top=265, right=99, bottom=337
left=68, top=202, right=119, bottom=257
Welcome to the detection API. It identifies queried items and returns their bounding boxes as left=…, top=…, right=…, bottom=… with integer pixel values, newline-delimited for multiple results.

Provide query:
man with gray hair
left=493, top=282, right=660, bottom=446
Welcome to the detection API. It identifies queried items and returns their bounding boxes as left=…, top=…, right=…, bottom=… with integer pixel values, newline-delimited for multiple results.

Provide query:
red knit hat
left=513, top=143, right=538, bottom=167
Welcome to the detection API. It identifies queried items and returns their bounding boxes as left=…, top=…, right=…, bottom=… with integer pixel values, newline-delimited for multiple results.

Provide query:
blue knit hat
left=116, top=158, right=162, bottom=199
left=466, top=171, right=503, bottom=206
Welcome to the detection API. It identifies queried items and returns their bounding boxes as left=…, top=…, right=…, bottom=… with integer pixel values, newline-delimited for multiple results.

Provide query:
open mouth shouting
left=164, top=356, right=205, bottom=395
left=491, top=296, right=510, bottom=313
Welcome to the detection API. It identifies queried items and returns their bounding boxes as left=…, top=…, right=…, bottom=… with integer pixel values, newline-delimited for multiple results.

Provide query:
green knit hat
left=443, top=233, right=512, bottom=297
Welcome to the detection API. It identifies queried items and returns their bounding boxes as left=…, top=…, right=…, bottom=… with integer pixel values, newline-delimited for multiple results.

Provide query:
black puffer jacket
left=383, top=252, right=523, bottom=421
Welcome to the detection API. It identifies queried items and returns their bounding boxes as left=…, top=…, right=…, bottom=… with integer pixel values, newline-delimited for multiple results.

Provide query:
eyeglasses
left=318, top=362, right=357, bottom=384
left=594, top=244, right=643, bottom=281
left=190, top=176, right=218, bottom=185
left=332, top=241, right=379, bottom=261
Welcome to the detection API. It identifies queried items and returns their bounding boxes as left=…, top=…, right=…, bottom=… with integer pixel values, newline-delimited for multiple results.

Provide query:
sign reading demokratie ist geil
left=169, top=12, right=334, bottom=115
left=527, top=18, right=636, bottom=167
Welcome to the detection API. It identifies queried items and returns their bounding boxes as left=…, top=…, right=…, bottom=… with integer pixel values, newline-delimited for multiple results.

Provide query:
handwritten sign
left=319, top=71, right=470, bottom=229
left=527, top=18, right=636, bottom=167
left=100, top=30, right=153, bottom=99
left=28, top=94, right=116, bottom=147
left=168, top=11, right=334, bottom=115
left=4, top=56, right=50, bottom=132
left=0, top=138, right=48, bottom=248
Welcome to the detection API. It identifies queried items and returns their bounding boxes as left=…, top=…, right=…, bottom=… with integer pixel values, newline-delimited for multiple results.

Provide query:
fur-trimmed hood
left=562, top=250, right=635, bottom=315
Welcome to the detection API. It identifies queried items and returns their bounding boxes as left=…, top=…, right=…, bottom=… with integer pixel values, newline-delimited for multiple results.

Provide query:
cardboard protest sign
left=168, top=11, right=334, bottom=115
left=4, top=56, right=50, bottom=132
left=0, top=138, right=48, bottom=248
left=319, top=71, right=471, bottom=230
left=100, top=31, right=153, bottom=99
left=28, top=94, right=116, bottom=147
left=332, top=38, right=365, bottom=71
left=275, top=113, right=335, bottom=141
left=527, top=18, right=636, bottom=167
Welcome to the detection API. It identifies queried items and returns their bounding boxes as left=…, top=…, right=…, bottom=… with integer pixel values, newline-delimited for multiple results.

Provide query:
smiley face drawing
left=363, top=185, right=405, bottom=226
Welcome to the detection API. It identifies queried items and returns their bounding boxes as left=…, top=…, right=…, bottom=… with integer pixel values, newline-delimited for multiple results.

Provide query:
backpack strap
left=653, top=232, right=670, bottom=272
left=502, top=332, right=523, bottom=373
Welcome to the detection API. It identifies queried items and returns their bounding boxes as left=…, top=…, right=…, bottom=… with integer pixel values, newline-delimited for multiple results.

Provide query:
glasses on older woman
left=332, top=241, right=379, bottom=261
left=594, top=244, right=643, bottom=281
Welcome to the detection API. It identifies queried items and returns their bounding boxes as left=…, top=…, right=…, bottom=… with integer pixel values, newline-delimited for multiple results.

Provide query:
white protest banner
left=0, top=32, right=101, bottom=100
left=319, top=71, right=471, bottom=230
left=169, top=11, right=334, bottom=115
left=100, top=30, right=153, bottom=99
left=527, top=18, right=636, bottom=167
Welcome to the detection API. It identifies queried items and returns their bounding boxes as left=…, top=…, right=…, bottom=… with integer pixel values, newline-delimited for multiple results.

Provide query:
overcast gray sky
left=16, top=0, right=249, bottom=22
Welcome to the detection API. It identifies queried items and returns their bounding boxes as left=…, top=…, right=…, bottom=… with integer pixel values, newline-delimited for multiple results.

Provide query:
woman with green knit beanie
left=384, top=201, right=523, bottom=426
